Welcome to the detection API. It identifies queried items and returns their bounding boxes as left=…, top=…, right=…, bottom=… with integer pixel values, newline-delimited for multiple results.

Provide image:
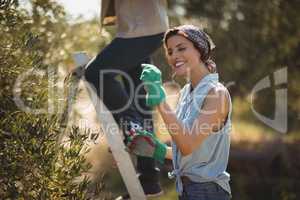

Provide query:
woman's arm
left=139, top=64, right=230, bottom=157
left=157, top=86, right=230, bottom=156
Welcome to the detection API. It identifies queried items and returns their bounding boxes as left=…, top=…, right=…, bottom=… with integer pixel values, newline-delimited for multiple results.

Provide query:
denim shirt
left=171, top=73, right=232, bottom=195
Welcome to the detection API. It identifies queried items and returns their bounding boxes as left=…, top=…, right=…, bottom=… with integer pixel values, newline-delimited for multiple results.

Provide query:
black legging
left=84, top=32, right=164, bottom=182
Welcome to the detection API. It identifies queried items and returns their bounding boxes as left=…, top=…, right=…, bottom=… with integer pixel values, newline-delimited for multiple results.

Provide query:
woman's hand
left=140, top=64, right=166, bottom=107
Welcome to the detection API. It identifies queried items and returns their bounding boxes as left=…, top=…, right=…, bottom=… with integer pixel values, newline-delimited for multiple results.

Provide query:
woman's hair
left=163, top=25, right=217, bottom=73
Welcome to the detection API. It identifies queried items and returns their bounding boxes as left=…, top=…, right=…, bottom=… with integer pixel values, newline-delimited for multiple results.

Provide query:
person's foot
left=115, top=181, right=163, bottom=200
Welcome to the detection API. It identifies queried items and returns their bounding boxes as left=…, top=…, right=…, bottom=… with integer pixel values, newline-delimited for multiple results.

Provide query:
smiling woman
left=129, top=25, right=232, bottom=200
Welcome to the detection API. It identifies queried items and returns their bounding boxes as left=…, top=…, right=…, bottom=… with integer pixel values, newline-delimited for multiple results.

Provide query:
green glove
left=140, top=64, right=166, bottom=107
left=127, top=129, right=167, bottom=164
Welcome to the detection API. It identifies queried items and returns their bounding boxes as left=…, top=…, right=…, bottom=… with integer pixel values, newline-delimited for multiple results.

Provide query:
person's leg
left=85, top=33, right=164, bottom=199
left=123, top=58, right=162, bottom=195
left=84, top=33, right=163, bottom=126
left=124, top=59, right=154, bottom=131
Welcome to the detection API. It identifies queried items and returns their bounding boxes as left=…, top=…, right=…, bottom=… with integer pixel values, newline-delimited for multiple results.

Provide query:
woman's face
left=166, top=34, right=202, bottom=77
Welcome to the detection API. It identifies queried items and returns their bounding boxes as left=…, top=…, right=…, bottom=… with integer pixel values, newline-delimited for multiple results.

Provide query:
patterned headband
left=164, top=25, right=215, bottom=61
left=164, top=25, right=217, bottom=73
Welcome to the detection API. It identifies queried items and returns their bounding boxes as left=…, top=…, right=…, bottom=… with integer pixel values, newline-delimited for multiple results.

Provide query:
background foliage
left=0, top=0, right=299, bottom=199
left=0, top=1, right=94, bottom=199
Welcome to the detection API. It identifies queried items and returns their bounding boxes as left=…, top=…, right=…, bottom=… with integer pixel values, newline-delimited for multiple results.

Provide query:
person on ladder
left=84, top=0, right=169, bottom=199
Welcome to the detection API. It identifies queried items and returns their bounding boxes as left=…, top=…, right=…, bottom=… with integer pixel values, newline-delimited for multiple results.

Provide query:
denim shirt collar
left=188, top=73, right=219, bottom=94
